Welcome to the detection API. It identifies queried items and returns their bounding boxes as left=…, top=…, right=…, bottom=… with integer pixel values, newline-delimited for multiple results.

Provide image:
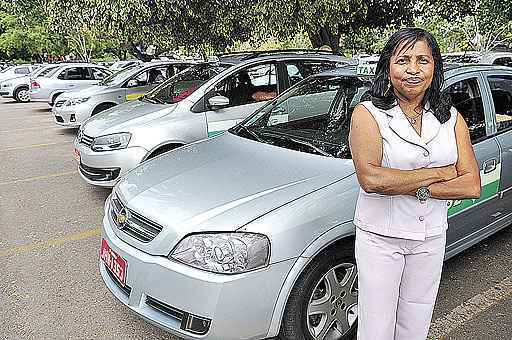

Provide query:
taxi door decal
left=448, top=161, right=501, bottom=216
left=207, top=120, right=241, bottom=138
left=126, top=93, right=144, bottom=101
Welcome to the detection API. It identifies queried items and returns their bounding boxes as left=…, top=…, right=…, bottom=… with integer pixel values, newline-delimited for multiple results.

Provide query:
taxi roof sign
left=357, top=55, right=379, bottom=76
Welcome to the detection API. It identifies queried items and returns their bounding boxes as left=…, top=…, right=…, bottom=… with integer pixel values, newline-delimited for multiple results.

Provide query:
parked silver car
left=98, top=64, right=512, bottom=340
left=0, top=64, right=60, bottom=102
left=0, top=64, right=39, bottom=82
left=74, top=51, right=348, bottom=187
left=52, top=61, right=195, bottom=127
left=29, top=63, right=112, bottom=106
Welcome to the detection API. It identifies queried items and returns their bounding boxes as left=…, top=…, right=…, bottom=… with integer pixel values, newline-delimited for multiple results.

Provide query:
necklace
left=404, top=110, right=422, bottom=124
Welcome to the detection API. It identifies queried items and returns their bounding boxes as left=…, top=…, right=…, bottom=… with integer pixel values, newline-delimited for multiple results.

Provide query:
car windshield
left=98, top=65, right=138, bottom=86
left=144, top=63, right=229, bottom=104
left=232, top=75, right=372, bottom=158
left=33, top=65, right=58, bottom=77
left=0, top=66, right=13, bottom=73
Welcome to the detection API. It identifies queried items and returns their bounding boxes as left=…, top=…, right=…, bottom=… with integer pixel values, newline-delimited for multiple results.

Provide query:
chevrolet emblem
left=116, top=213, right=127, bottom=225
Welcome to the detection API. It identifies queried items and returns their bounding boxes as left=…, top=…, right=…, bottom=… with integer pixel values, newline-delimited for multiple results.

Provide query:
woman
left=349, top=27, right=481, bottom=340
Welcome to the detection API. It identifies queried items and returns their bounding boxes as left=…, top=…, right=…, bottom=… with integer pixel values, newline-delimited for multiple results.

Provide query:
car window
left=493, top=57, right=512, bottom=67
left=91, top=67, right=109, bottom=80
left=487, top=75, right=512, bottom=132
left=14, top=67, right=30, bottom=74
left=58, top=67, right=85, bottom=80
left=212, top=63, right=277, bottom=108
left=147, top=63, right=229, bottom=105
left=285, top=61, right=339, bottom=87
left=444, top=77, right=486, bottom=142
left=238, top=75, right=372, bottom=158
left=37, top=66, right=59, bottom=77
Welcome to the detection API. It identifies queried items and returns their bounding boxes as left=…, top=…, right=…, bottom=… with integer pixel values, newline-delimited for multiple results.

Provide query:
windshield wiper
left=261, top=131, right=333, bottom=157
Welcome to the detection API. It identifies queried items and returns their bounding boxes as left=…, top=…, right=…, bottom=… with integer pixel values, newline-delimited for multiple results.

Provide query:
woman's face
left=389, top=39, right=435, bottom=102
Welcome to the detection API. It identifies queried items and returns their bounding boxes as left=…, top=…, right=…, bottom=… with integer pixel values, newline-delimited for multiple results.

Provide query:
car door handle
left=482, top=158, right=497, bottom=174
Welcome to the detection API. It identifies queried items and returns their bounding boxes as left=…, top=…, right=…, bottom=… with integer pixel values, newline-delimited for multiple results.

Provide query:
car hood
left=61, top=85, right=110, bottom=99
left=115, top=133, right=355, bottom=255
left=82, top=99, right=174, bottom=136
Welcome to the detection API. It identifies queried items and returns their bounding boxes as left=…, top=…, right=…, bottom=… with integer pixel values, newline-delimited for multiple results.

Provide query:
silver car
left=52, top=61, right=194, bottom=127
left=0, top=64, right=60, bottom=102
left=29, top=63, right=112, bottom=106
left=74, top=52, right=348, bottom=187
left=98, top=64, right=512, bottom=340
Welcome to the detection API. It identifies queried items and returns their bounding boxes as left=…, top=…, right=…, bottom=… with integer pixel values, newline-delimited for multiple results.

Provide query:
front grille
left=79, top=163, right=120, bottom=182
left=110, top=194, right=163, bottom=242
left=79, top=133, right=94, bottom=147
left=104, top=264, right=131, bottom=296
left=55, top=115, right=64, bottom=123
left=55, top=100, right=66, bottom=107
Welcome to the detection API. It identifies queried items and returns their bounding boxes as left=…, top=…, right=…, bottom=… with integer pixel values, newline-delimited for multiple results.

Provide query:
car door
left=57, top=66, right=88, bottom=91
left=123, top=66, right=169, bottom=101
left=204, top=62, right=280, bottom=137
left=444, top=72, right=503, bottom=254
left=482, top=70, right=512, bottom=221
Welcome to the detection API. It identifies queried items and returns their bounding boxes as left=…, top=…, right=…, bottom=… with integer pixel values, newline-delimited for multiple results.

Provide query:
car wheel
left=14, top=87, right=30, bottom=102
left=279, top=244, right=358, bottom=340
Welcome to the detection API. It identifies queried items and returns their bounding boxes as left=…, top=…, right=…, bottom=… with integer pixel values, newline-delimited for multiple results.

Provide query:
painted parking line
left=0, top=170, right=78, bottom=186
left=0, top=142, right=63, bottom=152
left=0, top=125, right=59, bottom=133
left=0, top=228, right=101, bottom=258
left=428, top=276, right=512, bottom=339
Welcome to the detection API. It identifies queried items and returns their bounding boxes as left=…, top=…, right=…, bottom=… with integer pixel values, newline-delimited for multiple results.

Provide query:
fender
left=13, top=84, right=29, bottom=95
left=266, top=220, right=356, bottom=337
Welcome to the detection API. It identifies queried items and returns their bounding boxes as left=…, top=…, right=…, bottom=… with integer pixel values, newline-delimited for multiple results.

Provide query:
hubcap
left=18, top=89, right=30, bottom=102
left=306, top=263, right=358, bottom=340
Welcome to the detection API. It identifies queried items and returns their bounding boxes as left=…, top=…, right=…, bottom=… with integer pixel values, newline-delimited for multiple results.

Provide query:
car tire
left=279, top=243, right=358, bottom=340
left=92, top=103, right=117, bottom=116
left=14, top=86, right=30, bottom=103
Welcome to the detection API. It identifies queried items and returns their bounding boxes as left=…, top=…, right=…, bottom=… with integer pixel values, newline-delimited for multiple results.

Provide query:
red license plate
left=73, top=148, right=80, bottom=162
left=100, top=239, right=127, bottom=286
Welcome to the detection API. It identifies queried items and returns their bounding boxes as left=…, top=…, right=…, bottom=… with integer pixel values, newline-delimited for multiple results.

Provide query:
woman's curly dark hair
left=370, top=27, right=451, bottom=124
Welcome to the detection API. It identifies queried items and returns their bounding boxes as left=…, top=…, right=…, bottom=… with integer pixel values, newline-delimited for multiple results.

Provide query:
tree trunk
left=307, top=26, right=341, bottom=54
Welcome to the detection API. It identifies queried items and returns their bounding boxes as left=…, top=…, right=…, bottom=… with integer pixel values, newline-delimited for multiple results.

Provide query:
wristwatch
left=416, top=186, right=431, bottom=203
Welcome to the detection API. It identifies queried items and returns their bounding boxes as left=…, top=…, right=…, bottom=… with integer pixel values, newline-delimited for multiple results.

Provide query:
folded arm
left=349, top=104, right=457, bottom=196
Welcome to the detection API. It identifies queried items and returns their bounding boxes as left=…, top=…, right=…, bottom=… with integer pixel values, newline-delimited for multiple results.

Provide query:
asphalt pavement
left=0, top=99, right=511, bottom=340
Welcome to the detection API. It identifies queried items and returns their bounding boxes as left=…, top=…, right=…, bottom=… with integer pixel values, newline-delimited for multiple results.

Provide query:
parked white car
left=30, top=63, right=112, bottom=106
left=52, top=61, right=194, bottom=127
left=0, top=64, right=60, bottom=102
left=0, top=64, right=39, bottom=83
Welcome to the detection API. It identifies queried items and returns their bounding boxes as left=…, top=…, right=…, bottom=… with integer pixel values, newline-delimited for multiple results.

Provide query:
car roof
left=217, top=49, right=350, bottom=65
left=312, top=63, right=512, bottom=80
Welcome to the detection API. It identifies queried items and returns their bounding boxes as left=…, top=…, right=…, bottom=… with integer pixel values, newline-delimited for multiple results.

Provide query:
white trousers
left=355, top=228, right=446, bottom=340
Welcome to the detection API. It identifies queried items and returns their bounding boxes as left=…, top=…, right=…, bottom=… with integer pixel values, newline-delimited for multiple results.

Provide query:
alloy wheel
left=306, top=263, right=358, bottom=340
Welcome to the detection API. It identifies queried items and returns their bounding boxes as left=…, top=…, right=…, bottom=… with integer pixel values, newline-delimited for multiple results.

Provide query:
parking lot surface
left=1, top=99, right=511, bottom=339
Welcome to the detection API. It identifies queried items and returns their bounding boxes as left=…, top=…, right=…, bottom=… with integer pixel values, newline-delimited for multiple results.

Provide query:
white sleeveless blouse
left=353, top=101, right=458, bottom=241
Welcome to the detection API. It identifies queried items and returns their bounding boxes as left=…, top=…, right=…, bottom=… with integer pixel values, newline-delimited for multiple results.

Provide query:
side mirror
left=208, top=95, right=230, bottom=110
left=126, top=79, right=139, bottom=88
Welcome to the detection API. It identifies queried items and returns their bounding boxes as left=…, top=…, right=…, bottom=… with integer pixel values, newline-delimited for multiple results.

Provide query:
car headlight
left=169, top=232, right=270, bottom=274
left=66, top=97, right=90, bottom=106
left=91, top=132, right=131, bottom=152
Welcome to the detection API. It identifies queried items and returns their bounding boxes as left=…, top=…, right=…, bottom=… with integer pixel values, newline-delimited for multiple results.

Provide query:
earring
left=384, top=81, right=391, bottom=96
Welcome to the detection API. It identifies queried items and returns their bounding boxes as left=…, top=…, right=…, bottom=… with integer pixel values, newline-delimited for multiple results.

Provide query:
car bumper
left=100, top=206, right=295, bottom=340
left=53, top=104, right=92, bottom=127
left=0, top=89, right=13, bottom=97
left=74, top=139, right=148, bottom=187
